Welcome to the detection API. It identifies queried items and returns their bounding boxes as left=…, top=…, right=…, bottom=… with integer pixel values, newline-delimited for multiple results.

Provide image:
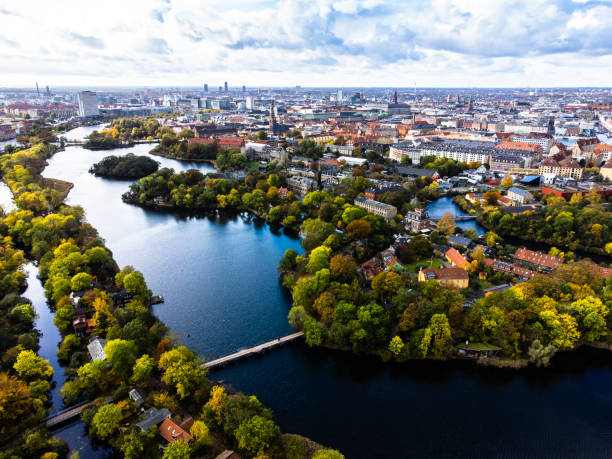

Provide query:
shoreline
left=149, top=148, right=217, bottom=165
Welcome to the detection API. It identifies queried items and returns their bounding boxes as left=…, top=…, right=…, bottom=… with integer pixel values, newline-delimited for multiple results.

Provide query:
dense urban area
left=0, top=84, right=611, bottom=458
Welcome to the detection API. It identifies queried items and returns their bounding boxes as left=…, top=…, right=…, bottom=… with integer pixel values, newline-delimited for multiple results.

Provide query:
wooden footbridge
left=42, top=396, right=111, bottom=429
left=203, top=332, right=304, bottom=370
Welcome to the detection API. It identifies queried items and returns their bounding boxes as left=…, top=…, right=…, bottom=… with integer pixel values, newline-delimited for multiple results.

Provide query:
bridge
left=203, top=332, right=304, bottom=370
left=42, top=396, right=111, bottom=429
left=430, top=215, right=476, bottom=221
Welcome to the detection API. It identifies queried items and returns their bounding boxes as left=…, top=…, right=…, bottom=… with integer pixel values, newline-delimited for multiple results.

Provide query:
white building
left=77, top=91, right=99, bottom=117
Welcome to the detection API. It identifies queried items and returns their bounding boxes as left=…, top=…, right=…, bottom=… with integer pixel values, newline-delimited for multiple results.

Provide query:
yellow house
left=418, top=267, right=469, bottom=288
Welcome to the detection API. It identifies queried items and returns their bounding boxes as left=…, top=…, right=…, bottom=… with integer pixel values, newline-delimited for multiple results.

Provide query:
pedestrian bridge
left=203, top=332, right=304, bottom=370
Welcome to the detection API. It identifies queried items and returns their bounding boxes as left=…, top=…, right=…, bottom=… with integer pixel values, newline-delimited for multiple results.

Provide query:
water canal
left=19, top=126, right=612, bottom=457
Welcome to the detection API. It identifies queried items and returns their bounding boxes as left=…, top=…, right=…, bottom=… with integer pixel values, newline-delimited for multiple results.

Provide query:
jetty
left=203, top=332, right=304, bottom=370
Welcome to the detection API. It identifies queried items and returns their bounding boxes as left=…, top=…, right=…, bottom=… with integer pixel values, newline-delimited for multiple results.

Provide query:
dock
left=203, top=332, right=304, bottom=370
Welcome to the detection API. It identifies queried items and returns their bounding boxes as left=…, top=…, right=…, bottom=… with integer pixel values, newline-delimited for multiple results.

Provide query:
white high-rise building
left=246, top=96, right=254, bottom=110
left=77, top=91, right=99, bottom=117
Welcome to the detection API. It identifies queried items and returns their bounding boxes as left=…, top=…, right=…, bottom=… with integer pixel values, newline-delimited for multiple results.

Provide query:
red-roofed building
left=484, top=258, right=538, bottom=279
left=445, top=248, right=469, bottom=269
left=514, top=248, right=563, bottom=272
left=159, top=418, right=192, bottom=443
left=188, top=136, right=245, bottom=150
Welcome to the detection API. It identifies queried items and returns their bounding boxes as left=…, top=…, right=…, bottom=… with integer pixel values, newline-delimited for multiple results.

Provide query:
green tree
left=190, top=420, right=211, bottom=448
left=70, top=272, right=92, bottom=292
left=123, top=271, right=151, bottom=301
left=57, top=334, right=81, bottom=361
left=104, top=339, right=138, bottom=380
left=91, top=403, right=122, bottom=440
left=427, top=313, right=452, bottom=358
left=371, top=271, right=401, bottom=300
left=570, top=296, right=609, bottom=342
left=306, top=246, right=331, bottom=274
left=162, top=440, right=191, bottom=459
left=158, top=346, right=207, bottom=399
left=131, top=354, right=155, bottom=385
left=13, top=350, right=53, bottom=381
left=539, top=310, right=580, bottom=350
left=120, top=427, right=156, bottom=459
left=388, top=336, right=405, bottom=356
left=235, top=415, right=280, bottom=456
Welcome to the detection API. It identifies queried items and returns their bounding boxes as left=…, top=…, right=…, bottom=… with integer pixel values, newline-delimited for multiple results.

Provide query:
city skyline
left=2, top=0, right=612, bottom=88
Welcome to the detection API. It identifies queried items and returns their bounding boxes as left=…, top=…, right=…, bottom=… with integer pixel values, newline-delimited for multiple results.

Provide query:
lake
left=427, top=196, right=486, bottom=235
left=31, top=127, right=612, bottom=458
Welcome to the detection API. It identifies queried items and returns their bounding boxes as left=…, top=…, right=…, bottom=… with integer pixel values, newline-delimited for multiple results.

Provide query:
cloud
left=140, top=38, right=171, bottom=54
left=70, top=33, right=104, bottom=49
left=1, top=0, right=612, bottom=86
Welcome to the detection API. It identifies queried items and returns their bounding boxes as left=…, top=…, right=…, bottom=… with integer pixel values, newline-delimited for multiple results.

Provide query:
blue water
left=427, top=196, right=486, bottom=235
left=35, top=138, right=612, bottom=458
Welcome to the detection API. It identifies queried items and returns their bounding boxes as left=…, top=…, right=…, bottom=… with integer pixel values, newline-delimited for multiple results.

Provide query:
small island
left=89, top=153, right=159, bottom=179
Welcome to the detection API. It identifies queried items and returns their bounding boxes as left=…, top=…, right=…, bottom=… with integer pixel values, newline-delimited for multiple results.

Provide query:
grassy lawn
left=244, top=161, right=262, bottom=169
left=405, top=258, right=445, bottom=272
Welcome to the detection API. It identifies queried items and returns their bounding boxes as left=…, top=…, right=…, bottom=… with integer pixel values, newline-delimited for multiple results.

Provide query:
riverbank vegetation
left=454, top=191, right=612, bottom=255
left=89, top=153, right=159, bottom=179
left=0, top=143, right=342, bottom=458
left=0, top=151, right=68, bottom=455
left=121, top=165, right=611, bottom=368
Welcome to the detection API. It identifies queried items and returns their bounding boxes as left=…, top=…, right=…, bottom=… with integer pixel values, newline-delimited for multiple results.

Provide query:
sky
left=1, top=0, right=612, bottom=88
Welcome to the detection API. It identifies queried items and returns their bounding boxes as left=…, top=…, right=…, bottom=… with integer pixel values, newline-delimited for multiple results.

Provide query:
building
left=447, top=235, right=473, bottom=249
left=506, top=187, right=533, bottom=205
left=489, top=154, right=528, bottom=172
left=418, top=267, right=469, bottom=288
left=287, top=176, right=315, bottom=197
left=600, top=159, right=612, bottom=181
left=354, top=197, right=397, bottom=220
left=404, top=208, right=430, bottom=232
left=159, top=418, right=192, bottom=443
left=364, top=184, right=402, bottom=200
left=570, top=138, right=599, bottom=160
left=136, top=408, right=171, bottom=431
left=538, top=157, right=583, bottom=180
left=445, top=247, right=469, bottom=269
left=514, top=248, right=562, bottom=272
left=87, top=337, right=106, bottom=361
left=77, top=91, right=99, bottom=117
left=484, top=258, right=538, bottom=279
left=0, top=125, right=15, bottom=141
left=397, top=166, right=439, bottom=179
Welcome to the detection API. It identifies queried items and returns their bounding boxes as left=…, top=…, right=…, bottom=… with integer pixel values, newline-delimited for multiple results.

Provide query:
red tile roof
left=159, top=418, right=192, bottom=443
left=514, top=248, right=563, bottom=269
left=445, top=247, right=468, bottom=267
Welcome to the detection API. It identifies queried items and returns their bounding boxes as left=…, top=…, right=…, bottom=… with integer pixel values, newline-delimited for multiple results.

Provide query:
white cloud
left=0, top=0, right=611, bottom=87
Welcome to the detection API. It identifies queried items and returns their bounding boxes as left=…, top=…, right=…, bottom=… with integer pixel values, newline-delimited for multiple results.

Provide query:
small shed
left=129, top=388, right=146, bottom=406
left=457, top=343, right=501, bottom=359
